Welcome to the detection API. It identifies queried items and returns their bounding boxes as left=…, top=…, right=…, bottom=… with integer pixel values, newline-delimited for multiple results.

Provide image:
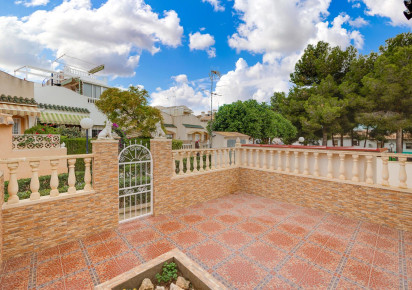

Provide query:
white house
left=212, top=132, right=251, bottom=148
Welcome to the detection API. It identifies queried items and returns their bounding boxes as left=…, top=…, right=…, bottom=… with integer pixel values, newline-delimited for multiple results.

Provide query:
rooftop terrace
left=0, top=193, right=410, bottom=289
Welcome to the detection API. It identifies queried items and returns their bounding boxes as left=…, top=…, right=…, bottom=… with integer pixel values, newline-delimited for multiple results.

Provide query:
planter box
left=95, top=249, right=227, bottom=290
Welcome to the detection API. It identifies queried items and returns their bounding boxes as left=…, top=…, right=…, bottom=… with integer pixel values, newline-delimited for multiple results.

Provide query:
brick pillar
left=0, top=171, right=3, bottom=264
left=91, top=139, right=119, bottom=227
left=150, top=138, right=173, bottom=216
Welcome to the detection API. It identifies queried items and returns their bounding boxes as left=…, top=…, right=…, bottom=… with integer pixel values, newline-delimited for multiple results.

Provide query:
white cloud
left=151, top=74, right=210, bottom=114
left=0, top=0, right=183, bottom=77
left=359, top=0, right=412, bottom=27
left=352, top=3, right=361, bottom=8
left=189, top=32, right=216, bottom=58
left=15, top=0, right=49, bottom=7
left=349, top=16, right=368, bottom=27
left=202, top=0, right=224, bottom=12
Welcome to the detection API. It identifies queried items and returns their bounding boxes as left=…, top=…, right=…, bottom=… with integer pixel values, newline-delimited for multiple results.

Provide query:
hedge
left=60, top=137, right=93, bottom=171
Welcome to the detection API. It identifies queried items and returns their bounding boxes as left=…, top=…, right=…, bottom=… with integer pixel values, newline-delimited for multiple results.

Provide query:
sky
left=0, top=0, right=411, bottom=114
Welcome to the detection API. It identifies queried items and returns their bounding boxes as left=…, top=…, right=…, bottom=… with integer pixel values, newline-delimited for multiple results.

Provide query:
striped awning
left=0, top=103, right=40, bottom=117
left=39, top=112, right=88, bottom=125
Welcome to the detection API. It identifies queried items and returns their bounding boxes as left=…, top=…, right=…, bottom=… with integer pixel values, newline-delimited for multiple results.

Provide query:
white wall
left=34, top=84, right=107, bottom=128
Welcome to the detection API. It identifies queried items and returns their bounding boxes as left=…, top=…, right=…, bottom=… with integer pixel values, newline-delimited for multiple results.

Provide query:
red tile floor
left=0, top=193, right=410, bottom=289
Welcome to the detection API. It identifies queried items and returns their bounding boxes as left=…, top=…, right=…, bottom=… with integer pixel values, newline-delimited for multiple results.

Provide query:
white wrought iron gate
left=118, top=143, right=153, bottom=222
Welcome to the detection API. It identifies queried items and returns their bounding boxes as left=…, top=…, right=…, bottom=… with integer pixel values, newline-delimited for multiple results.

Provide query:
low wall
left=239, top=168, right=412, bottom=232
left=151, top=139, right=239, bottom=215
left=0, top=140, right=119, bottom=260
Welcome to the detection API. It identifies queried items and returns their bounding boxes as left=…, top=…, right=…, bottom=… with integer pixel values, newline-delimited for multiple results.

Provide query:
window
left=353, top=140, right=359, bottom=146
left=83, top=82, right=106, bottom=99
left=406, top=142, right=412, bottom=149
left=83, top=83, right=92, bottom=98
left=12, top=118, right=21, bottom=134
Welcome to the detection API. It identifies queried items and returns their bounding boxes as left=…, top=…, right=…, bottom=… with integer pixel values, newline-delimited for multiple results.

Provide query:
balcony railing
left=172, top=144, right=411, bottom=190
left=1, top=154, right=94, bottom=205
left=12, top=134, right=61, bottom=150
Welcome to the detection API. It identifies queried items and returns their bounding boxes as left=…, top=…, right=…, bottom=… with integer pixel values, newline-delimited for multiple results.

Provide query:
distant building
left=15, top=62, right=110, bottom=136
left=156, top=106, right=208, bottom=144
left=212, top=131, right=251, bottom=148
left=0, top=71, right=40, bottom=134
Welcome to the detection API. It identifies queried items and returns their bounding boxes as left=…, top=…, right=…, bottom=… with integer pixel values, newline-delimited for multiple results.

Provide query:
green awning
left=183, top=124, right=204, bottom=129
left=39, top=112, right=88, bottom=125
left=164, top=123, right=177, bottom=128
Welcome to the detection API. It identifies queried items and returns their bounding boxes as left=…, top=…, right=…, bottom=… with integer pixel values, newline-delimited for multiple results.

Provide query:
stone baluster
left=313, top=152, right=319, bottom=177
left=178, top=152, right=183, bottom=174
left=199, top=150, right=204, bottom=172
left=327, top=153, right=333, bottom=178
left=29, top=161, right=41, bottom=200
left=247, top=149, right=251, bottom=167
left=264, top=150, right=270, bottom=169
left=399, top=157, right=407, bottom=188
left=339, top=153, right=346, bottom=180
left=172, top=152, right=178, bottom=176
left=285, top=151, right=290, bottom=173
left=7, top=162, right=20, bottom=204
left=365, top=155, right=373, bottom=184
left=277, top=151, right=283, bottom=171
left=269, top=150, right=275, bottom=170
left=257, top=149, right=262, bottom=169
left=84, top=157, right=92, bottom=191
left=67, top=158, right=77, bottom=194
left=294, top=151, right=300, bottom=174
left=351, top=154, right=359, bottom=182
left=50, top=159, right=59, bottom=197
left=303, top=151, right=309, bottom=175
left=211, top=150, right=216, bottom=170
left=221, top=149, right=226, bottom=168
left=243, top=148, right=248, bottom=167
left=250, top=149, right=254, bottom=168
left=184, top=152, right=190, bottom=174
left=205, top=150, right=210, bottom=171
left=381, top=155, right=389, bottom=186
left=193, top=151, right=198, bottom=172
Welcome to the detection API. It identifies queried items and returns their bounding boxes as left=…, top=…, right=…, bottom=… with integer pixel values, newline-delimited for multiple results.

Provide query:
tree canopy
left=96, top=86, right=163, bottom=137
left=210, top=100, right=297, bottom=144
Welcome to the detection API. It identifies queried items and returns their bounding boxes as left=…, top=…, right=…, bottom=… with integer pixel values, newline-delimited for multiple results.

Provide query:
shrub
left=58, top=125, right=82, bottom=138
left=172, top=139, right=183, bottom=150
left=156, top=262, right=178, bottom=283
left=24, top=124, right=59, bottom=135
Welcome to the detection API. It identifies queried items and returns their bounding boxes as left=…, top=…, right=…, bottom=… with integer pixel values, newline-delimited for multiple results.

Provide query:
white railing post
left=178, top=152, right=183, bottom=174
left=199, top=150, right=204, bottom=172
left=211, top=150, right=216, bottom=170
left=7, top=162, right=19, bottom=204
left=313, top=152, right=319, bottom=177
left=193, top=151, right=198, bottom=172
left=365, top=155, right=373, bottom=184
left=243, top=148, right=247, bottom=167
left=277, top=150, right=283, bottom=171
left=293, top=151, right=299, bottom=174
left=205, top=150, right=210, bottom=171
left=246, top=149, right=250, bottom=167
left=339, top=153, right=346, bottom=180
left=303, top=151, right=309, bottom=175
left=29, top=161, right=41, bottom=200
left=84, top=157, right=92, bottom=191
left=67, top=158, right=76, bottom=194
left=50, top=159, right=59, bottom=197
left=172, top=152, right=177, bottom=176
left=285, top=151, right=290, bottom=173
left=399, top=157, right=407, bottom=189
left=327, top=153, right=333, bottom=178
left=270, top=150, right=275, bottom=170
left=381, top=155, right=389, bottom=186
left=352, top=154, right=359, bottom=182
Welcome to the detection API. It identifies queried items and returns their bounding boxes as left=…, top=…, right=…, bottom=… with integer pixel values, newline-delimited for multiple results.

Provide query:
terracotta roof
left=38, top=103, right=89, bottom=113
left=214, top=131, right=250, bottom=138
left=0, top=94, right=37, bottom=105
left=183, top=124, right=204, bottom=129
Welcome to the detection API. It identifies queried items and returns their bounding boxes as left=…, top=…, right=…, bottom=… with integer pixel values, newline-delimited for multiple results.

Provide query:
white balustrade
left=0, top=154, right=95, bottom=205
left=172, top=146, right=411, bottom=191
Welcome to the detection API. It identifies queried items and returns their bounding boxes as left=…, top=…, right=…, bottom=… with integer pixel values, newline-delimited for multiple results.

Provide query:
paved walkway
left=0, top=193, right=410, bottom=289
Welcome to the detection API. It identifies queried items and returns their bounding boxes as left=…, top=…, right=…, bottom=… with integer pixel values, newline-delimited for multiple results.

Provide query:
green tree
left=96, top=86, right=163, bottom=137
left=361, top=33, right=412, bottom=152
left=272, top=41, right=356, bottom=145
left=211, top=100, right=296, bottom=144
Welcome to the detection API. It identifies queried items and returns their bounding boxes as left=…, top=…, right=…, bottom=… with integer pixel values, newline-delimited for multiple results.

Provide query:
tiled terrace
left=0, top=193, right=410, bottom=289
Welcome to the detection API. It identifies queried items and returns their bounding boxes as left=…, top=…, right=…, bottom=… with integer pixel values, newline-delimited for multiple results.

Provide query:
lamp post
left=298, top=137, right=305, bottom=145
left=390, top=143, right=394, bottom=153
left=80, top=118, right=94, bottom=154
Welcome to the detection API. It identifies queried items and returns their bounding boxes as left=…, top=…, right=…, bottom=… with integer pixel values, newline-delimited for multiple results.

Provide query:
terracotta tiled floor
left=0, top=193, right=410, bottom=289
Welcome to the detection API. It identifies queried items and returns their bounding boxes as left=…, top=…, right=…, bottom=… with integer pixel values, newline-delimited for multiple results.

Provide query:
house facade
left=0, top=71, right=40, bottom=134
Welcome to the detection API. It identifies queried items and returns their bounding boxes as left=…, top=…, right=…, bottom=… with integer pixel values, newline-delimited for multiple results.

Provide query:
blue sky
left=0, top=0, right=411, bottom=113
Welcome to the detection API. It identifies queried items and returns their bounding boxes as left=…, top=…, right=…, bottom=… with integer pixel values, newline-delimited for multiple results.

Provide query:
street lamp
left=80, top=118, right=93, bottom=153
left=298, top=137, right=305, bottom=145
left=390, top=143, right=394, bottom=153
